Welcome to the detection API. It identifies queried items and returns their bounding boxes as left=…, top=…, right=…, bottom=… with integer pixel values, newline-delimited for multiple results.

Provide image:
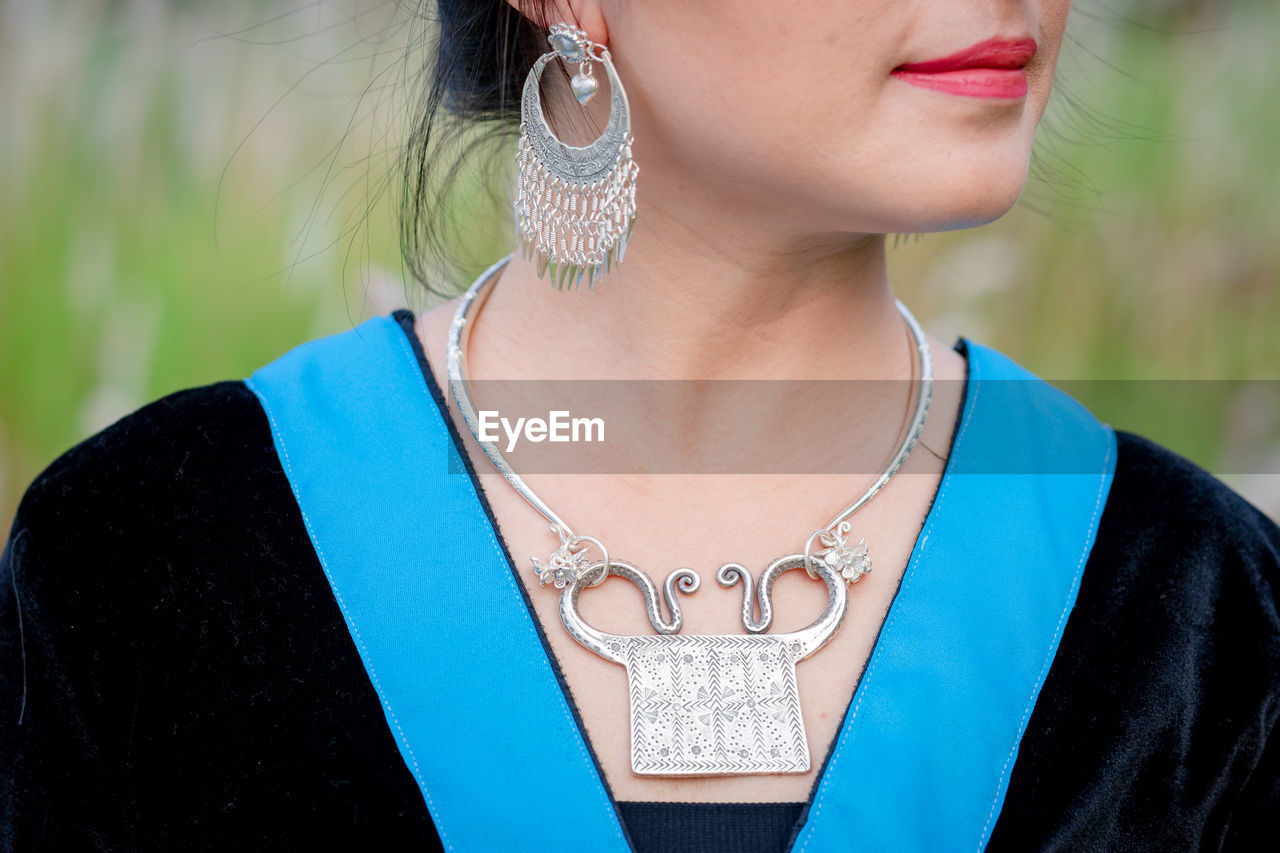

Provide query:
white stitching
left=974, top=427, right=1115, bottom=851
left=795, top=378, right=984, bottom=853
left=243, top=371, right=451, bottom=851
left=389, top=325, right=628, bottom=848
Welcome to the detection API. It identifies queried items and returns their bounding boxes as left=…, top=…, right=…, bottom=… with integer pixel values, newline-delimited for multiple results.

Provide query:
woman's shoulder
left=1082, top=427, right=1280, bottom=687
left=1, top=376, right=325, bottom=719
left=989, top=429, right=1280, bottom=850
left=1, top=379, right=442, bottom=849
left=1104, top=428, right=1280, bottom=583
left=1096, top=429, right=1280, bottom=650
left=7, top=379, right=276, bottom=549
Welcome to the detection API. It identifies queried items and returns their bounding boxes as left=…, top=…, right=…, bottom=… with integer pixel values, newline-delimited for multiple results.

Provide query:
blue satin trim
left=244, top=317, right=629, bottom=852
left=244, top=314, right=1116, bottom=852
left=788, top=340, right=1117, bottom=853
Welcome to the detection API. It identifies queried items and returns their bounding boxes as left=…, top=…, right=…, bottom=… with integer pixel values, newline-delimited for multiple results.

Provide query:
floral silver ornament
left=814, top=521, right=873, bottom=585
left=531, top=526, right=607, bottom=589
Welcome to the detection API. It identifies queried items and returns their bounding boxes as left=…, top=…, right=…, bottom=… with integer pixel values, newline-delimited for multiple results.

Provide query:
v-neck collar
left=394, top=309, right=975, bottom=844
left=244, top=309, right=1114, bottom=853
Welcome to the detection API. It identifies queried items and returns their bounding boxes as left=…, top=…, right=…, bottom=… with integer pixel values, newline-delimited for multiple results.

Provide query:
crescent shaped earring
left=515, top=22, right=638, bottom=292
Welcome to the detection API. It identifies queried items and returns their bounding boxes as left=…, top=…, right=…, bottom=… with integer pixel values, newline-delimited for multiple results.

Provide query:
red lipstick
left=891, top=36, right=1036, bottom=99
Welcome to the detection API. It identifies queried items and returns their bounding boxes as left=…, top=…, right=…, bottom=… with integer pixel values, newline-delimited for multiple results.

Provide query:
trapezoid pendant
left=558, top=554, right=848, bottom=776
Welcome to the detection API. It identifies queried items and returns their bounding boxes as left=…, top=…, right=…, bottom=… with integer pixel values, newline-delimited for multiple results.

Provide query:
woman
left=2, top=1, right=1276, bottom=851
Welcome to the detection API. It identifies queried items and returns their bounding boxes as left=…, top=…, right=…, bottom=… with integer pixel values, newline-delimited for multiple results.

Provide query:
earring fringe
left=514, top=24, right=638, bottom=292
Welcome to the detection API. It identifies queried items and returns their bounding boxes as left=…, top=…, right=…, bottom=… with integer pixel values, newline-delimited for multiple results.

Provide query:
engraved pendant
left=559, top=555, right=849, bottom=776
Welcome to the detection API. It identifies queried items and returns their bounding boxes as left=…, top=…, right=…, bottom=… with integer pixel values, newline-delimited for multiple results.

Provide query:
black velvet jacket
left=2, top=309, right=1278, bottom=852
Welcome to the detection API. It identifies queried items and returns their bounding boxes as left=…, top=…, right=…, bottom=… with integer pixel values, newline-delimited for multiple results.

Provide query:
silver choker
left=446, top=253, right=933, bottom=777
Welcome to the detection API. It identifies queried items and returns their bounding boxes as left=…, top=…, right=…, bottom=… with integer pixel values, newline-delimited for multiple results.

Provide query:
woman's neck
left=438, top=156, right=968, bottom=474
left=471, top=223, right=908, bottom=384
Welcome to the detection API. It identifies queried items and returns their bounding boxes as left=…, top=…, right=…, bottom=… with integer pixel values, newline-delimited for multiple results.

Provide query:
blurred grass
left=1, top=0, right=1277, bottom=525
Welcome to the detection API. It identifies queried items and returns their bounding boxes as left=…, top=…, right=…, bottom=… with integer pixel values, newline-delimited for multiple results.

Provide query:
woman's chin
left=902, top=170, right=1030, bottom=233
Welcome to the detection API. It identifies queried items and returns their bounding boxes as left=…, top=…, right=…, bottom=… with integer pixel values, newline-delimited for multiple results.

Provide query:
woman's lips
left=891, top=36, right=1036, bottom=99
left=891, top=67, right=1028, bottom=98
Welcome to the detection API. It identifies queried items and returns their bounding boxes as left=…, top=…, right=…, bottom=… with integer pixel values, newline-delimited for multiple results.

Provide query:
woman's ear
left=503, top=0, right=609, bottom=48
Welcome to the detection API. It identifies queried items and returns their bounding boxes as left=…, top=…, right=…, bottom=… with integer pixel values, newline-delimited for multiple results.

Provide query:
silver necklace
left=447, top=253, right=933, bottom=777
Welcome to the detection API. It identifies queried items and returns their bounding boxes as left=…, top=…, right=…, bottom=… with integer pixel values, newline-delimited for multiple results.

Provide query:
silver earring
left=515, top=22, right=638, bottom=292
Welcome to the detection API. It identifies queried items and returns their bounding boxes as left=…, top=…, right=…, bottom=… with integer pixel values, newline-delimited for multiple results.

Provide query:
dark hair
left=400, top=0, right=564, bottom=298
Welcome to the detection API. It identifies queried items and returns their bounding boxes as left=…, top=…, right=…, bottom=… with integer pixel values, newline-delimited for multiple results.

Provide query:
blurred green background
left=1, top=0, right=1277, bottom=524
